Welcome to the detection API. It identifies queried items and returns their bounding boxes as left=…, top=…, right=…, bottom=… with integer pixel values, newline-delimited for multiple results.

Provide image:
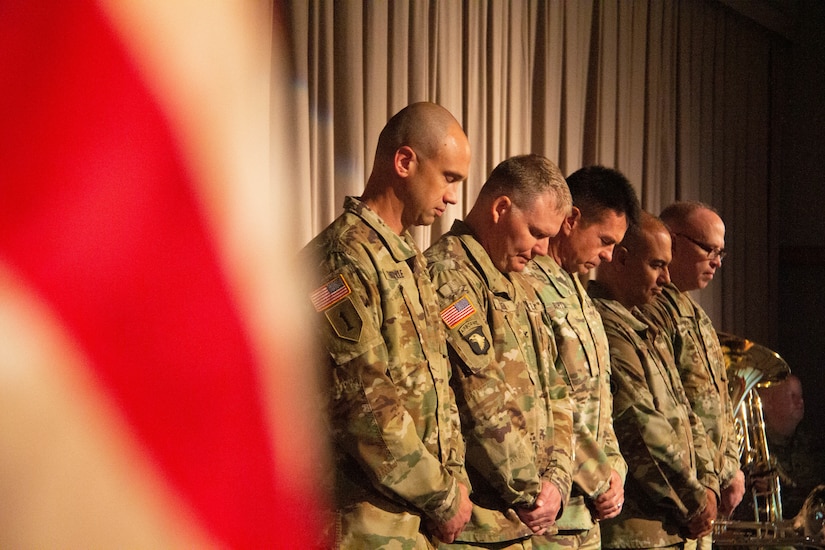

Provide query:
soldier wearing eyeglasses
left=640, top=201, right=746, bottom=550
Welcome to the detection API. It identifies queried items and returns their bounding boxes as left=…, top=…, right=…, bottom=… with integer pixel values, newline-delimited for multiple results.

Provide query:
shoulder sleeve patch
left=324, top=297, right=362, bottom=342
left=310, top=274, right=351, bottom=311
left=440, top=294, right=476, bottom=329
left=458, top=321, right=490, bottom=355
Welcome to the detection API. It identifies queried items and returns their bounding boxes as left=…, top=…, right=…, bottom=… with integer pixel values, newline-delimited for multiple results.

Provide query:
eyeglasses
left=672, top=232, right=727, bottom=260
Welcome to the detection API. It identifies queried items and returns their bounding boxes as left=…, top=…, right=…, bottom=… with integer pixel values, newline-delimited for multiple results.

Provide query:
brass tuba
left=713, top=332, right=824, bottom=548
left=718, top=331, right=790, bottom=523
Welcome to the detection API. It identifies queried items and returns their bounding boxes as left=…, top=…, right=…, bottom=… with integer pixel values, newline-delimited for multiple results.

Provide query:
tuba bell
left=712, top=332, right=824, bottom=548
left=719, top=331, right=790, bottom=524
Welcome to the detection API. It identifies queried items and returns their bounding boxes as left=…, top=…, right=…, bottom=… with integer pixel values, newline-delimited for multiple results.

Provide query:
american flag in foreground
left=0, top=1, right=326, bottom=547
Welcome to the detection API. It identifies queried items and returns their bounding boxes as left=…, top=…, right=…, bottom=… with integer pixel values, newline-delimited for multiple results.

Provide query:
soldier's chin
left=577, top=264, right=593, bottom=276
left=509, top=260, right=528, bottom=272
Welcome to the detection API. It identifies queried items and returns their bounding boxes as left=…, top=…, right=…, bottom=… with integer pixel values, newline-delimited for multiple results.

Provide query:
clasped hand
left=517, top=480, right=562, bottom=536
left=591, top=469, right=625, bottom=521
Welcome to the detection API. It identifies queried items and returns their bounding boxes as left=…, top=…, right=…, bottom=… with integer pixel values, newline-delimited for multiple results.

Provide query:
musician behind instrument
left=756, top=374, right=825, bottom=517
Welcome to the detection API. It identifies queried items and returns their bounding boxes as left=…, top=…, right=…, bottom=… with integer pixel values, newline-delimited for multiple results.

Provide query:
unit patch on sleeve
left=440, top=294, right=476, bottom=329
left=324, top=297, right=363, bottom=342
left=311, top=274, right=351, bottom=312
left=459, top=321, right=490, bottom=355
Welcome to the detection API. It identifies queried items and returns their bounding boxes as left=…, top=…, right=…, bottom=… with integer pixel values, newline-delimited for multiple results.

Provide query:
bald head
left=660, top=201, right=726, bottom=291
left=375, top=101, right=464, bottom=162
left=361, top=102, right=470, bottom=234
left=660, top=201, right=724, bottom=235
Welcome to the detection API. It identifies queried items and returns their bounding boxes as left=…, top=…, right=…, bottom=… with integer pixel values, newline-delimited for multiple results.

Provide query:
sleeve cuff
left=424, top=477, right=462, bottom=525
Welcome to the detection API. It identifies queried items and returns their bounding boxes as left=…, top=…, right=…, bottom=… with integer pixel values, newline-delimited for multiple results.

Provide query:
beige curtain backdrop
left=283, top=0, right=787, bottom=345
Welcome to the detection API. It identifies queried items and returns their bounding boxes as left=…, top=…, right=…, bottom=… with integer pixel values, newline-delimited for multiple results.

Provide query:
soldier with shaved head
left=303, top=102, right=473, bottom=548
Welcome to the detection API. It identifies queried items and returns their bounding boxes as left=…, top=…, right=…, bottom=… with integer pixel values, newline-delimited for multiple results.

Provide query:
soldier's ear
left=561, top=207, right=581, bottom=235
left=393, top=145, right=416, bottom=178
left=612, top=245, right=629, bottom=268
left=491, top=195, right=511, bottom=224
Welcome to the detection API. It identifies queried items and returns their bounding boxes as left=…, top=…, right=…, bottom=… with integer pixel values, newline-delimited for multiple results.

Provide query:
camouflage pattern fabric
left=517, top=256, right=627, bottom=532
left=425, top=220, right=575, bottom=545
left=438, top=540, right=534, bottom=549
left=303, top=197, right=467, bottom=549
left=531, top=523, right=601, bottom=550
left=589, top=282, right=719, bottom=548
left=641, top=283, right=741, bottom=489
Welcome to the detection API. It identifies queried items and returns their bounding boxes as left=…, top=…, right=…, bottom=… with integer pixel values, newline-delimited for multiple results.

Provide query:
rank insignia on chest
left=459, top=322, right=489, bottom=355
left=440, top=294, right=476, bottom=329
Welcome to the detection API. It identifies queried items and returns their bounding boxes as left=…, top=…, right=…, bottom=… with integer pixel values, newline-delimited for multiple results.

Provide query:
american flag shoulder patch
left=311, top=274, right=352, bottom=311
left=440, top=294, right=476, bottom=329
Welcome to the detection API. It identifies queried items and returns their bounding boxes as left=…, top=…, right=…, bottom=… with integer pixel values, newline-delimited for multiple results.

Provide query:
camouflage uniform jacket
left=425, top=220, right=575, bottom=544
left=518, top=256, right=628, bottom=531
left=641, top=283, right=741, bottom=489
left=303, top=197, right=467, bottom=549
left=589, top=282, right=720, bottom=548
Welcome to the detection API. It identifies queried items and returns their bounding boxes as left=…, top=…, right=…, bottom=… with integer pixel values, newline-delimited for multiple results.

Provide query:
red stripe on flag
left=0, top=1, right=315, bottom=546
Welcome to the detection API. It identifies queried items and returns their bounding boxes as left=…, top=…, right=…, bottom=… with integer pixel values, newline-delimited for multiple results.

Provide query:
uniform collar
left=449, top=219, right=516, bottom=298
left=344, top=196, right=418, bottom=262
left=527, top=254, right=577, bottom=298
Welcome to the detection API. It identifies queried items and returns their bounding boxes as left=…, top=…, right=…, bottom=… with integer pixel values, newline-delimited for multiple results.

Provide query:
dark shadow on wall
left=776, top=0, right=825, bottom=435
left=778, top=249, right=825, bottom=440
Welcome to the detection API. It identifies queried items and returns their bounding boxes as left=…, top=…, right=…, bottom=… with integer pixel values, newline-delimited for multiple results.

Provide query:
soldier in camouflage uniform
left=588, top=212, right=719, bottom=549
left=425, top=154, right=576, bottom=548
left=516, top=166, right=637, bottom=549
left=302, top=103, right=473, bottom=549
left=640, top=202, right=745, bottom=549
